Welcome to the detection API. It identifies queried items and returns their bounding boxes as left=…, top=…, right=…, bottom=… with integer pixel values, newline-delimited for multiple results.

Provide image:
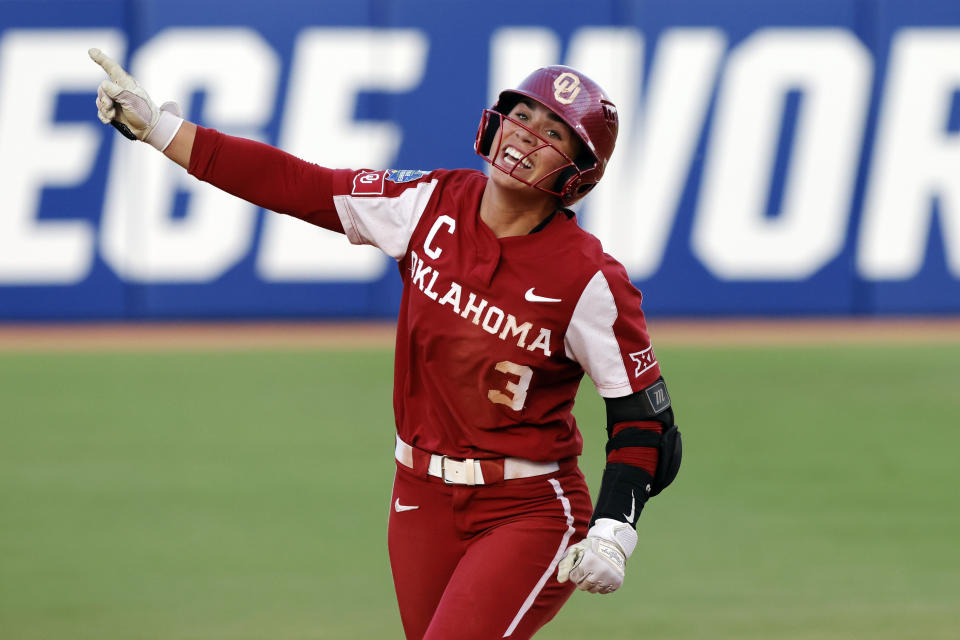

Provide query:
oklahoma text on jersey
left=408, top=248, right=553, bottom=358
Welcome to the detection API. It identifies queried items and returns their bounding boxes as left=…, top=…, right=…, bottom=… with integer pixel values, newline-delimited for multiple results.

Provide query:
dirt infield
left=0, top=317, right=957, bottom=352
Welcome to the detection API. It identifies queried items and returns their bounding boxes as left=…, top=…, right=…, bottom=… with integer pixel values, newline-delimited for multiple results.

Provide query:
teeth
left=504, top=146, right=533, bottom=169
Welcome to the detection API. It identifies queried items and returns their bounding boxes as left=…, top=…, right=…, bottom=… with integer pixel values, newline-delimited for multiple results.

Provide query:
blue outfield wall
left=1, top=0, right=959, bottom=320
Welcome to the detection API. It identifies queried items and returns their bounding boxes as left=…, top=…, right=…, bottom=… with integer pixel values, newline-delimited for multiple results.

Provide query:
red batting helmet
left=475, top=65, right=619, bottom=205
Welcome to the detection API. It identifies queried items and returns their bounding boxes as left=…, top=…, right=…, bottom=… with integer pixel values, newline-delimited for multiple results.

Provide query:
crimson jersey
left=187, top=128, right=661, bottom=463
left=331, top=168, right=660, bottom=462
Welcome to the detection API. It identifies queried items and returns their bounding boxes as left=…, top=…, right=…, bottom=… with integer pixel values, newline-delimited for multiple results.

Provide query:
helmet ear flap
left=555, top=170, right=597, bottom=205
left=553, top=165, right=580, bottom=198
left=554, top=150, right=599, bottom=203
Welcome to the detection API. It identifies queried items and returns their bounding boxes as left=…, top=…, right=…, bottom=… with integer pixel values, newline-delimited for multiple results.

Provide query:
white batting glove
left=88, top=47, right=183, bottom=151
left=557, top=518, right=638, bottom=594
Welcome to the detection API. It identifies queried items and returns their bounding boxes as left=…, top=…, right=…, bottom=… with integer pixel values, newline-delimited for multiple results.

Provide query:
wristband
left=145, top=109, right=184, bottom=152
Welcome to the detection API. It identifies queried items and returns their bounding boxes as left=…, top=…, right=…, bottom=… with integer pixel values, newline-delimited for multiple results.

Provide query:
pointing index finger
left=88, top=48, right=137, bottom=90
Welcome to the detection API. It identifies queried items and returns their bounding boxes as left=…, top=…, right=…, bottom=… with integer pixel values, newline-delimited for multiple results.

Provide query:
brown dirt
left=0, top=317, right=957, bottom=352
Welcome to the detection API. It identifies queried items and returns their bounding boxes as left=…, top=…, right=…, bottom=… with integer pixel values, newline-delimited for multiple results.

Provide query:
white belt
left=395, top=436, right=559, bottom=486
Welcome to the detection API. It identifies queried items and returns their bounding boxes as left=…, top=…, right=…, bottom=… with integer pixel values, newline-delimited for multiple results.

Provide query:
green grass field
left=2, top=342, right=959, bottom=639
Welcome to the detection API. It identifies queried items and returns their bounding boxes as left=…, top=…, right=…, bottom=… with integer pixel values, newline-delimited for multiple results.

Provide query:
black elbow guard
left=604, top=378, right=683, bottom=498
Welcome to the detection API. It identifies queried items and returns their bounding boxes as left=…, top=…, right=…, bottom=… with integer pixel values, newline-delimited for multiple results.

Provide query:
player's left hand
left=557, top=518, right=638, bottom=594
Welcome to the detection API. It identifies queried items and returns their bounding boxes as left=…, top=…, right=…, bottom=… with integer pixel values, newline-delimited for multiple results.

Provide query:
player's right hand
left=557, top=518, right=638, bottom=594
left=88, top=48, right=183, bottom=151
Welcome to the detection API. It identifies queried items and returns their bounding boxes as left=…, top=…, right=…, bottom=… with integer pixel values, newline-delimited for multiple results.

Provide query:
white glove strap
left=589, top=518, right=638, bottom=559
left=145, top=108, right=184, bottom=152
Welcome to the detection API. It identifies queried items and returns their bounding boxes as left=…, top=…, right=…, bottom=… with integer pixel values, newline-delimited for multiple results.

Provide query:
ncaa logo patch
left=352, top=170, right=388, bottom=196
left=386, top=169, right=426, bottom=183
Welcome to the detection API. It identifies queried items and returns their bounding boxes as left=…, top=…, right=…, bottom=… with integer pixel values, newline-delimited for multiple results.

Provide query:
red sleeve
left=187, top=125, right=352, bottom=233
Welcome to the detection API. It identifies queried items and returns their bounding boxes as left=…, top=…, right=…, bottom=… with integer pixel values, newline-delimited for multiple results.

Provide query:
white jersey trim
left=564, top=270, right=634, bottom=398
left=333, top=178, right=439, bottom=260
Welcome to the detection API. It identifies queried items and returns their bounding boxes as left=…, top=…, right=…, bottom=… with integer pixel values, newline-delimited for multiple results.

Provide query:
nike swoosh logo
left=525, top=287, right=562, bottom=303
left=394, top=498, right=419, bottom=513
left=623, top=490, right=636, bottom=524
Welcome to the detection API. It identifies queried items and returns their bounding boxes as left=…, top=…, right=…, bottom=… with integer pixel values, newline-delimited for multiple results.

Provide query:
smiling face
left=486, top=98, right=584, bottom=197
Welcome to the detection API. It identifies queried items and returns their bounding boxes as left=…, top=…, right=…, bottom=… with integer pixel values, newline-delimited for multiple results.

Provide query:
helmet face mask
left=475, top=65, right=619, bottom=206
left=478, top=108, right=584, bottom=198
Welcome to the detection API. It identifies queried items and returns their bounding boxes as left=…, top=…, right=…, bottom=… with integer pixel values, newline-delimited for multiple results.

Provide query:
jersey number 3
left=487, top=361, right=533, bottom=411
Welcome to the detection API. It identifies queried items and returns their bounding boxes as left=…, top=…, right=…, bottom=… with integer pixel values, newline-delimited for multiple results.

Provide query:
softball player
left=90, top=49, right=681, bottom=639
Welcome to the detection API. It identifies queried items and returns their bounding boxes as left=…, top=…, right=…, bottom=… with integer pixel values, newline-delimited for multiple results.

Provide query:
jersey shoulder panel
left=331, top=169, right=453, bottom=260
left=564, top=240, right=660, bottom=397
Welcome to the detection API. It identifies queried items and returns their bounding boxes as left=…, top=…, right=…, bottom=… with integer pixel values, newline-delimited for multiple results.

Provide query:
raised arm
left=89, top=48, right=343, bottom=231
